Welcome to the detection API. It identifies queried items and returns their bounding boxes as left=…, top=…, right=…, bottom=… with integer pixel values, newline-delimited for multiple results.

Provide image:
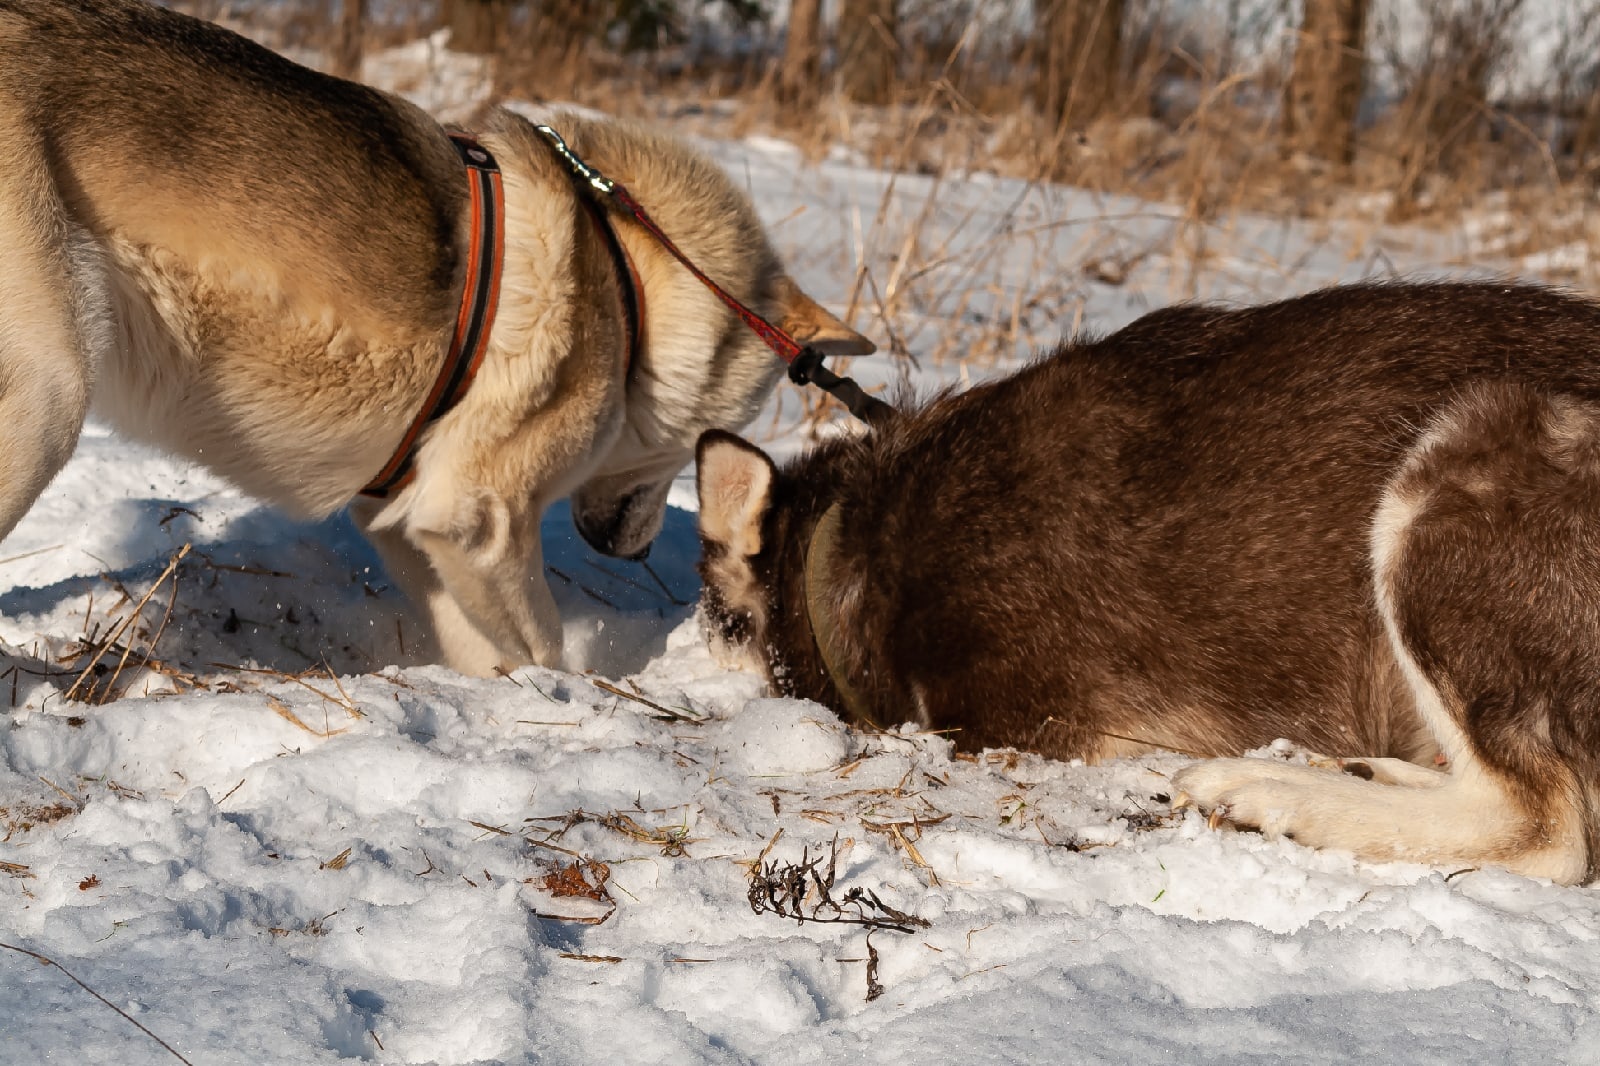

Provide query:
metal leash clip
left=533, top=124, right=615, bottom=196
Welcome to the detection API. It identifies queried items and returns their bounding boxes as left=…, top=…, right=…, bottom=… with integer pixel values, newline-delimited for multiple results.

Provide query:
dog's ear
left=696, top=430, right=775, bottom=557
left=773, top=277, right=877, bottom=356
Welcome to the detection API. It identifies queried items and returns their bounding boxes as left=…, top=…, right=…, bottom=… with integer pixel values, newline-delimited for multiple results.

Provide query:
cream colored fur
left=0, top=117, right=105, bottom=539
left=0, top=1, right=872, bottom=676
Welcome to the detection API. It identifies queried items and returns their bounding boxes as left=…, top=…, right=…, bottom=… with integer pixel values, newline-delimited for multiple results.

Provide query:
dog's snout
left=574, top=485, right=658, bottom=559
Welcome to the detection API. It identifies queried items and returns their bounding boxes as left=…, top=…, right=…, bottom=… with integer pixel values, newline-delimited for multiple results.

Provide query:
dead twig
left=748, top=835, right=930, bottom=935
left=1, top=941, right=195, bottom=1065
left=64, top=544, right=191, bottom=703
left=589, top=679, right=702, bottom=723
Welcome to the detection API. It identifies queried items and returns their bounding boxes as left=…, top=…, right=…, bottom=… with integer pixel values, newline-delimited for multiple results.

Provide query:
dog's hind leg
left=0, top=121, right=106, bottom=542
left=1176, top=382, right=1600, bottom=884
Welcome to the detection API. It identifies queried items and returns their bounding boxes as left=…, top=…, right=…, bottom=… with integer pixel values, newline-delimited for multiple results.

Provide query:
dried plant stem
left=65, top=544, right=190, bottom=703
left=590, top=678, right=700, bottom=723
left=1, top=942, right=195, bottom=1065
left=102, top=552, right=184, bottom=703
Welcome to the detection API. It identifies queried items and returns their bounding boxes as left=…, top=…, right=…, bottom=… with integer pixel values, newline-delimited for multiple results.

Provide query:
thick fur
left=0, top=0, right=870, bottom=675
left=696, top=281, right=1600, bottom=884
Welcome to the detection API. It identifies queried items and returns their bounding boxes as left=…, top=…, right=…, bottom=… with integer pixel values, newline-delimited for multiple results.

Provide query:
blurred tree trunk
left=1032, top=0, right=1125, bottom=130
left=1283, top=0, right=1367, bottom=166
left=778, top=0, right=824, bottom=107
left=334, top=0, right=367, bottom=79
left=445, top=0, right=515, bottom=54
left=837, top=0, right=898, bottom=105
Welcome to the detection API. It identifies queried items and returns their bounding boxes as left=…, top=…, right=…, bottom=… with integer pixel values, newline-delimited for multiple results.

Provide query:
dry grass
left=60, top=544, right=190, bottom=704
left=524, top=807, right=699, bottom=857
left=587, top=677, right=705, bottom=723
left=746, top=833, right=930, bottom=934
left=188, top=0, right=1600, bottom=233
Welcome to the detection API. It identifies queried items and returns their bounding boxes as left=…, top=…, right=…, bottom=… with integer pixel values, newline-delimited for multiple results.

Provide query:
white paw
left=1172, top=758, right=1338, bottom=839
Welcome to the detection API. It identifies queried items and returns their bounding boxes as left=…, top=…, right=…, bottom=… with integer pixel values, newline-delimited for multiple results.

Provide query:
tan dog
left=0, top=0, right=870, bottom=675
left=697, top=281, right=1600, bottom=884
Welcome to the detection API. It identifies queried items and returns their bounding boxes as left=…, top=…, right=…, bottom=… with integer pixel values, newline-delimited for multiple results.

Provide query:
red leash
left=532, top=124, right=892, bottom=427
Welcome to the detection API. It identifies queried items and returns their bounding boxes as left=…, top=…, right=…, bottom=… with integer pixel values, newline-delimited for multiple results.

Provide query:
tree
left=778, top=0, right=824, bottom=107
left=444, top=0, right=516, bottom=54
left=1283, top=0, right=1368, bottom=166
left=334, top=0, right=368, bottom=79
left=837, top=0, right=898, bottom=106
left=1032, top=0, right=1125, bottom=130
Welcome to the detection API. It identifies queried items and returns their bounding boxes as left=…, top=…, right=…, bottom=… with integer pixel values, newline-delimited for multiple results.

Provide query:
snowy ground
left=6, top=33, right=1600, bottom=1066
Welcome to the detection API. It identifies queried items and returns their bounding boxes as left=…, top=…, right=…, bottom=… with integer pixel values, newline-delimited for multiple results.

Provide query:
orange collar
left=362, top=133, right=504, bottom=500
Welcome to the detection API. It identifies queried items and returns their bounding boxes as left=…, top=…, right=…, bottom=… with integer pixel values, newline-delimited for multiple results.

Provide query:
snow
left=4, top=31, right=1600, bottom=1066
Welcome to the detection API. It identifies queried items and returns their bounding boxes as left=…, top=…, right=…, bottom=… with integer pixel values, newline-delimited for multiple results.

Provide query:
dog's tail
left=0, top=100, right=111, bottom=540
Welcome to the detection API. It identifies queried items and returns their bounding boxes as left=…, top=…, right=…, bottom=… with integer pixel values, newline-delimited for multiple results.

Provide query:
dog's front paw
left=1172, top=758, right=1334, bottom=839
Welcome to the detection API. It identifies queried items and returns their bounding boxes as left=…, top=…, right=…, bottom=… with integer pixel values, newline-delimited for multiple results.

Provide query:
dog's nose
left=575, top=510, right=651, bottom=560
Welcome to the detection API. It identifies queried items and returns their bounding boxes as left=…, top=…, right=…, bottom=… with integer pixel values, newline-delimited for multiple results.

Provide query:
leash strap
left=532, top=124, right=893, bottom=427
left=362, top=133, right=505, bottom=499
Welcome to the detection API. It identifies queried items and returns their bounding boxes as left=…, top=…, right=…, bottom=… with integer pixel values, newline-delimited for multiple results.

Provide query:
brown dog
left=697, top=281, right=1600, bottom=884
left=0, top=0, right=871, bottom=675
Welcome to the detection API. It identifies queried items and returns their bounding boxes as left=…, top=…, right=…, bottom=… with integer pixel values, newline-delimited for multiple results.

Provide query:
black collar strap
left=362, top=133, right=505, bottom=500
left=575, top=193, right=644, bottom=376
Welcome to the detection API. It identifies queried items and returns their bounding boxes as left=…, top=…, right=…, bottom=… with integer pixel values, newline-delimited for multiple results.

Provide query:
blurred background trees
left=1032, top=0, right=1126, bottom=132
left=1284, top=0, right=1368, bottom=168
left=179, top=0, right=1600, bottom=225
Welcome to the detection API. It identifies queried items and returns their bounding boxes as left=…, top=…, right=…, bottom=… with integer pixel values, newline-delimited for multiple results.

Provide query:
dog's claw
left=1170, top=787, right=1234, bottom=829
left=1206, top=803, right=1232, bottom=831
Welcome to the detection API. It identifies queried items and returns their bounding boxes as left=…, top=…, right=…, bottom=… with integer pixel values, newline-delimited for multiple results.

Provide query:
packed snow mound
left=717, top=698, right=854, bottom=776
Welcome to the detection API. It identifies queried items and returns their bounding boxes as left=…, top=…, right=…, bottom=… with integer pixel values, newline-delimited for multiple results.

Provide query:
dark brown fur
left=698, top=280, right=1600, bottom=880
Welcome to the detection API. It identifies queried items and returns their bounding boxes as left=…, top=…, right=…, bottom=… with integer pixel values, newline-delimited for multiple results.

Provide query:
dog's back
left=0, top=0, right=465, bottom=332
left=701, top=282, right=1600, bottom=754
